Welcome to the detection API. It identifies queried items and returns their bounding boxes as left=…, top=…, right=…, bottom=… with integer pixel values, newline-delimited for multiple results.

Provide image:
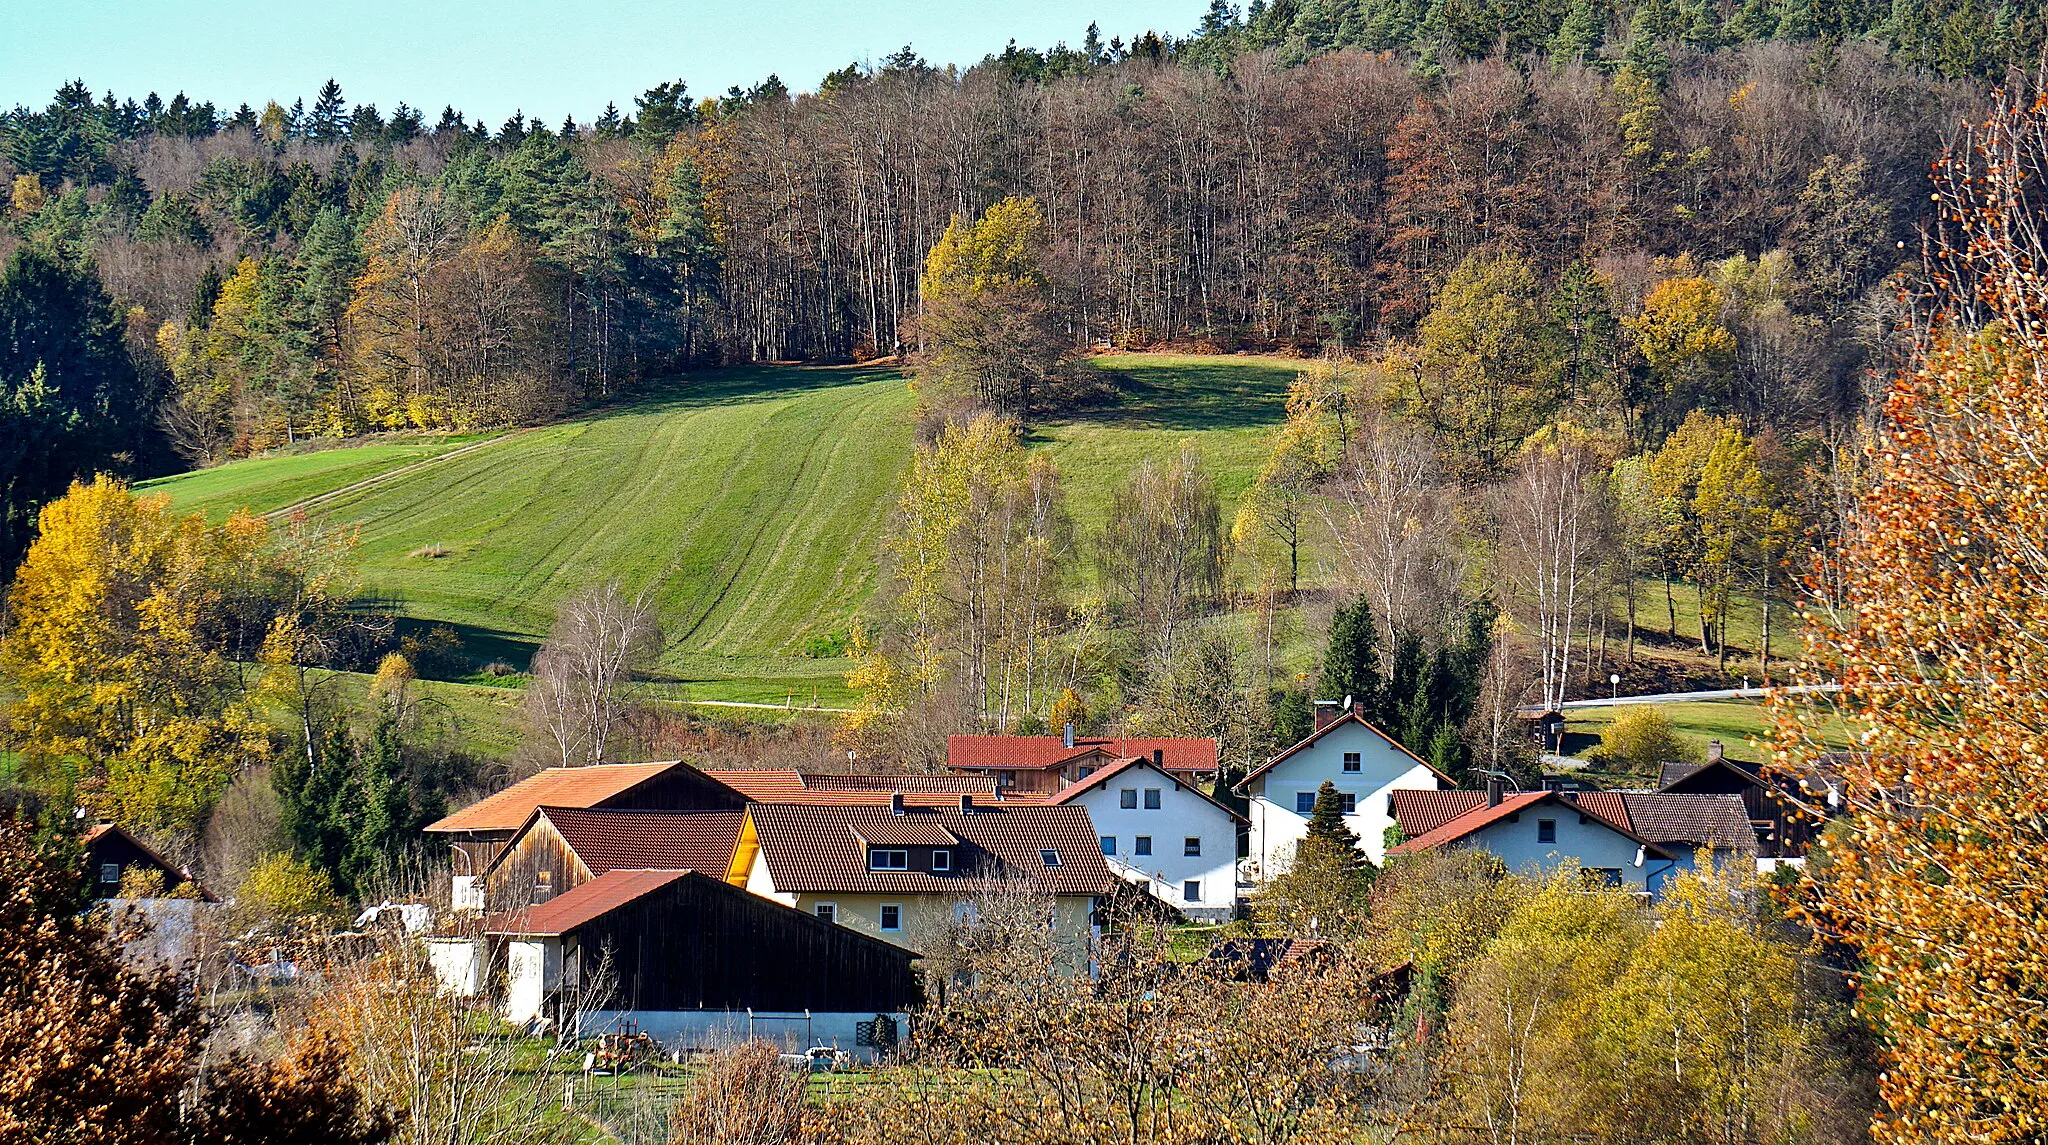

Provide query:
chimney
left=890, top=791, right=905, bottom=816
left=1313, top=700, right=1341, bottom=732
left=1151, top=748, right=1163, bottom=768
left=1353, top=699, right=1366, bottom=720
left=1707, top=739, right=1725, bottom=763
left=1063, top=722, right=1075, bottom=749
left=959, top=794, right=974, bottom=815
left=1486, top=776, right=1504, bottom=807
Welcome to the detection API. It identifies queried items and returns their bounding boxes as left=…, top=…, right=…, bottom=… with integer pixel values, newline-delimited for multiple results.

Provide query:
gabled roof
left=485, top=869, right=691, bottom=936
left=1577, top=792, right=1756, bottom=854
left=946, top=736, right=1218, bottom=773
left=1047, top=756, right=1246, bottom=823
left=706, top=769, right=1000, bottom=806
left=1238, top=712, right=1455, bottom=789
left=426, top=761, right=740, bottom=834
left=1388, top=790, right=1675, bottom=859
left=1388, top=789, right=1488, bottom=838
left=82, top=823, right=218, bottom=902
left=740, top=804, right=1116, bottom=896
left=487, top=806, right=745, bottom=879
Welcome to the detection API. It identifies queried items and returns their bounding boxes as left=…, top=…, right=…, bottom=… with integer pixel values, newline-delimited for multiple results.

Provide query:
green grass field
left=1562, top=698, right=1853, bottom=778
left=144, top=355, right=1304, bottom=692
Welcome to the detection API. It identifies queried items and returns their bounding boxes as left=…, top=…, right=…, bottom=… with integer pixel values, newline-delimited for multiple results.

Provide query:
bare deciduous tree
left=520, top=582, right=660, bottom=772
left=1497, top=430, right=1609, bottom=712
left=1322, top=406, right=1459, bottom=636
left=1097, top=444, right=1225, bottom=674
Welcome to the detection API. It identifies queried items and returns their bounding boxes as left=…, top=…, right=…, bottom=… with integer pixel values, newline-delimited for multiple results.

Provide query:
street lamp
left=1609, top=673, right=1621, bottom=701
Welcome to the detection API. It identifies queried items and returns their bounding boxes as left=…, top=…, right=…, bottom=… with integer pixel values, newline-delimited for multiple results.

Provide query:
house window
left=869, top=848, right=909, bottom=870
left=931, top=849, right=951, bottom=872
left=1295, top=792, right=1317, bottom=814
left=1339, top=793, right=1357, bottom=814
left=1184, top=837, right=1201, bottom=857
left=880, top=904, right=902, bottom=931
left=998, top=770, right=1015, bottom=787
left=1120, top=789, right=1138, bottom=809
left=1079, top=765, right=1096, bottom=778
left=1537, top=819, right=1557, bottom=844
left=1342, top=751, right=1361, bottom=772
left=1040, top=849, right=1061, bottom=867
left=815, top=903, right=837, bottom=922
left=1581, top=868, right=1623, bottom=888
left=1135, top=836, right=1152, bottom=856
left=1143, top=788, right=1162, bottom=809
left=1101, top=837, right=1116, bottom=855
left=1183, top=879, right=1202, bottom=903
left=100, top=862, right=121, bottom=884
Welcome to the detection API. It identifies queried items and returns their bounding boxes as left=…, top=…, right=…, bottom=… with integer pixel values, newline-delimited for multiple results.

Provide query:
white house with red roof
left=946, top=728, right=1218, bottom=794
left=1237, top=702, right=1452, bottom=878
left=1387, top=786, right=1679, bottom=892
left=1047, top=755, right=1244, bottom=921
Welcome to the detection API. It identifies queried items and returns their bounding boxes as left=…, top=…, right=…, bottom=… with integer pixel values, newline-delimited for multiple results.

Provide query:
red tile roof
left=427, top=762, right=717, bottom=834
left=1238, top=713, right=1455, bottom=788
left=1388, top=791, right=1674, bottom=859
left=744, top=804, right=1116, bottom=896
left=946, top=736, right=1218, bottom=773
left=510, top=807, right=744, bottom=877
left=485, top=869, right=691, bottom=937
left=1388, top=789, right=1487, bottom=837
left=706, top=770, right=1001, bottom=806
left=1047, top=756, right=1246, bottom=822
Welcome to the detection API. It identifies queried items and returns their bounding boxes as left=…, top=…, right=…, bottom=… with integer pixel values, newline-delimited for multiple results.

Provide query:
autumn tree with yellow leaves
left=1773, top=86, right=2048, bottom=1145
left=913, top=196, right=1072, bottom=423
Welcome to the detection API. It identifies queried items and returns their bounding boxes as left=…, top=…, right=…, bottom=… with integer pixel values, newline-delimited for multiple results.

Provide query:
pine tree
left=1318, top=597, right=1380, bottom=712
left=308, top=80, right=346, bottom=142
left=594, top=102, right=623, bottom=138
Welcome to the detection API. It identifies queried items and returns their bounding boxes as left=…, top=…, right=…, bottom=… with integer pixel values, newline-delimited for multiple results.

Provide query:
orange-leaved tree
left=1771, top=86, right=2048, bottom=1143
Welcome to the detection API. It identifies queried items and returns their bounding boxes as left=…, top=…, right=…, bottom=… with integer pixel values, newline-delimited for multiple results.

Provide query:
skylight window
left=1040, top=849, right=1061, bottom=867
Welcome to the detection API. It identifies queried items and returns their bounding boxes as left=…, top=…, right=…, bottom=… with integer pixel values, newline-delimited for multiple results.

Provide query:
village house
left=483, top=868, right=920, bottom=1052
left=946, top=728, right=1218, bottom=795
left=1390, top=783, right=1756, bottom=886
left=481, top=805, right=746, bottom=909
left=1386, top=783, right=1683, bottom=892
left=82, top=822, right=215, bottom=902
left=725, top=798, right=1116, bottom=951
left=1657, top=742, right=1837, bottom=861
left=706, top=769, right=1011, bottom=805
left=1045, top=752, right=1244, bottom=921
left=1237, top=700, right=1452, bottom=878
left=423, top=761, right=748, bottom=908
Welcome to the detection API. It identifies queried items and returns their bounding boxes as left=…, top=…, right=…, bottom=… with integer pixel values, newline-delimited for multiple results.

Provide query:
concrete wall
left=577, top=1009, right=912, bottom=1061
left=504, top=937, right=562, bottom=1024
left=1067, top=764, right=1237, bottom=920
left=425, top=936, right=486, bottom=997
left=1247, top=722, right=1442, bottom=875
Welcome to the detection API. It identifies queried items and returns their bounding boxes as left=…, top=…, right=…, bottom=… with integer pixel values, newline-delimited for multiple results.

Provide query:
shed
left=82, top=823, right=215, bottom=902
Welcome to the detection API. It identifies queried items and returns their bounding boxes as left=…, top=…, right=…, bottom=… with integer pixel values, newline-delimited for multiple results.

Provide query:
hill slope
left=142, top=355, right=1303, bottom=691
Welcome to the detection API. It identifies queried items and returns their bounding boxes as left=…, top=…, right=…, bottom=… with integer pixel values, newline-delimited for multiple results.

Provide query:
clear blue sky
left=5, top=0, right=1200, bottom=126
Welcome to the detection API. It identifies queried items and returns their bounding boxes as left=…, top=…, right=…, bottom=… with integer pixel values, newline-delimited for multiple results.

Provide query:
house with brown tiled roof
left=425, top=761, right=747, bottom=906
left=946, top=727, right=1218, bottom=794
left=725, top=799, right=1115, bottom=952
left=1389, top=786, right=1756, bottom=875
left=1657, top=742, right=1836, bottom=860
left=1236, top=700, right=1452, bottom=879
left=1388, top=785, right=1679, bottom=891
left=1046, top=755, right=1244, bottom=921
left=706, top=769, right=1009, bottom=806
left=480, top=806, right=745, bottom=912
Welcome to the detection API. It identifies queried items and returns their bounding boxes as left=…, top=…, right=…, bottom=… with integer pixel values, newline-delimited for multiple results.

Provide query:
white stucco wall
left=1068, top=762, right=1239, bottom=919
left=1460, top=807, right=1658, bottom=890
left=1246, top=721, right=1443, bottom=877
left=425, top=936, right=486, bottom=997
left=504, top=937, right=562, bottom=1024
left=744, top=850, right=799, bottom=907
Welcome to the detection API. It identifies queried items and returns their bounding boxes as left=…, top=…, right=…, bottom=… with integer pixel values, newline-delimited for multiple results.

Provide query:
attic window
left=1342, top=751, right=1361, bottom=772
left=1537, top=819, right=1558, bottom=844
left=100, top=862, right=120, bottom=884
left=1040, top=849, right=1061, bottom=867
left=869, top=848, right=909, bottom=871
left=931, top=849, right=951, bottom=872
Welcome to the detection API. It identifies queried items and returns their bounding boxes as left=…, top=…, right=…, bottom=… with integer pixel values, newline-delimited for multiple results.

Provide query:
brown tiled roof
left=850, top=820, right=959, bottom=846
left=427, top=762, right=707, bottom=834
left=706, top=770, right=999, bottom=806
left=1606, top=793, right=1756, bottom=854
left=1048, top=756, right=1246, bottom=822
left=520, top=807, right=744, bottom=876
left=946, top=736, right=1218, bottom=773
left=745, top=804, right=1116, bottom=896
left=1238, top=713, right=1456, bottom=788
left=1388, top=789, right=1487, bottom=837
left=485, top=869, right=690, bottom=936
left=1389, top=791, right=1674, bottom=859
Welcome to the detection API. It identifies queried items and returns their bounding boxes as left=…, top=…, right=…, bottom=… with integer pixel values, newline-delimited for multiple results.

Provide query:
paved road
left=1521, top=683, right=1839, bottom=712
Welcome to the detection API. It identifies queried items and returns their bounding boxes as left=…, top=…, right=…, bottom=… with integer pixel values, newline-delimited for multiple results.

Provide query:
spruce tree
left=1318, top=597, right=1380, bottom=712
left=307, top=80, right=345, bottom=142
left=1305, top=780, right=1363, bottom=857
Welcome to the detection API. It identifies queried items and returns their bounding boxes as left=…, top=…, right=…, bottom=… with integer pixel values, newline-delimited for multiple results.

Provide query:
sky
left=4, top=0, right=1196, bottom=127
left=5, top=0, right=1200, bottom=127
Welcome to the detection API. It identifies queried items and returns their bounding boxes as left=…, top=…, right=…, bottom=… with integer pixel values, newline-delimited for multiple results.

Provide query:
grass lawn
left=144, top=356, right=1306, bottom=695
left=137, top=434, right=495, bottom=518
left=1561, top=698, right=1854, bottom=776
